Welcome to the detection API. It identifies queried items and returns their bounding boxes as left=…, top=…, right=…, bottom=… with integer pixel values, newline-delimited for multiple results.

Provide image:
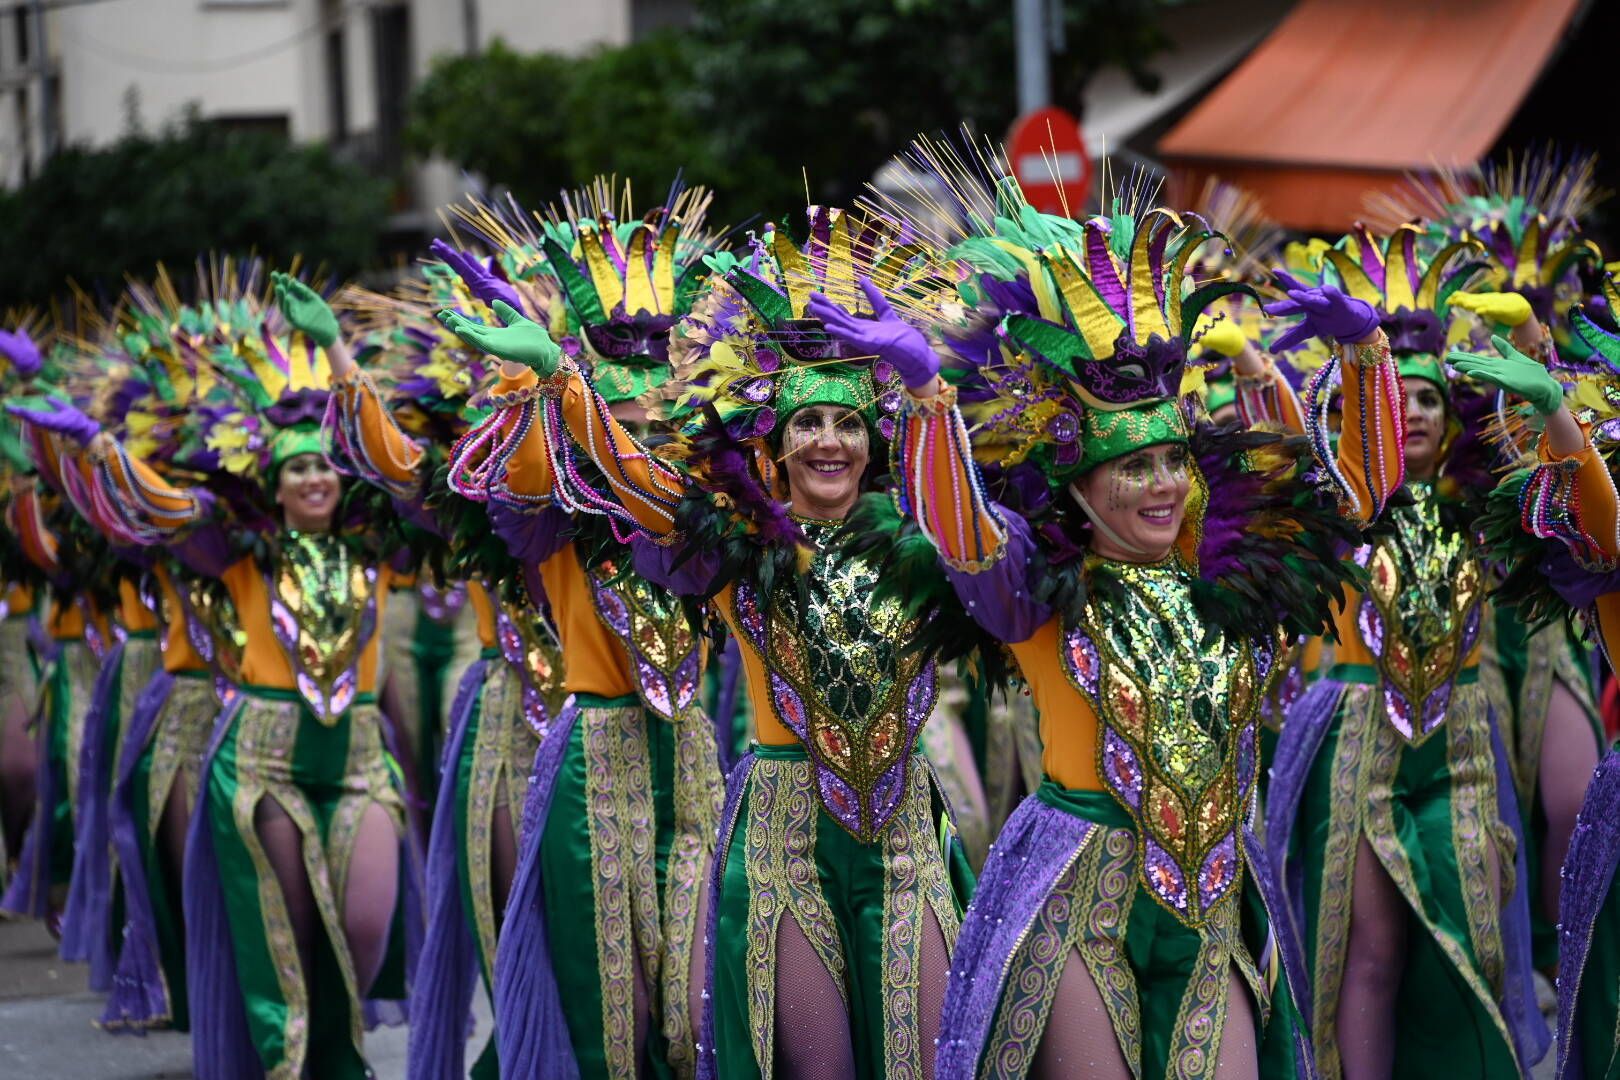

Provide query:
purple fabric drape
left=1555, top=750, right=1620, bottom=1079
left=60, top=639, right=127, bottom=986
left=491, top=699, right=582, bottom=1079
left=100, top=668, right=180, bottom=1031
left=405, top=657, right=488, bottom=1080
left=695, top=750, right=756, bottom=1080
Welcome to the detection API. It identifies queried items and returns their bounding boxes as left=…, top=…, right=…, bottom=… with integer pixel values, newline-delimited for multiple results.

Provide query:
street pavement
left=0, top=912, right=1557, bottom=1078
left=0, top=917, right=492, bottom=1079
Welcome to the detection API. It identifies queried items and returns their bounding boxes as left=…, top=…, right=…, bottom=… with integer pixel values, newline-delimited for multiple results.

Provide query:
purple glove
left=430, top=238, right=523, bottom=313
left=0, top=328, right=43, bottom=379
left=4, top=396, right=100, bottom=445
left=1264, top=272, right=1381, bottom=354
left=806, top=276, right=939, bottom=390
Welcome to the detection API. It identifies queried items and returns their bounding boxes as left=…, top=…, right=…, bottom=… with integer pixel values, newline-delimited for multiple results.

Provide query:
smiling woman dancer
left=830, top=159, right=1404, bottom=1080
left=1259, top=226, right=1548, bottom=1079
left=441, top=205, right=975, bottom=1079
left=58, top=276, right=418, bottom=1079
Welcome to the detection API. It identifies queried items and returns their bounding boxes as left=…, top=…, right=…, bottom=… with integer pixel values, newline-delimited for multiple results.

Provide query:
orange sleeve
left=894, top=382, right=1006, bottom=569
left=89, top=438, right=201, bottom=535
left=6, top=483, right=60, bottom=574
left=331, top=369, right=425, bottom=497
left=1531, top=427, right=1620, bottom=560
left=446, top=366, right=556, bottom=504
left=553, top=364, right=686, bottom=536
left=1331, top=334, right=1407, bottom=523
left=1233, top=356, right=1306, bottom=432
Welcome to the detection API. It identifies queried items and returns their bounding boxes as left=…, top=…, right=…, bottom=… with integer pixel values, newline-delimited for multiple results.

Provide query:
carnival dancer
left=441, top=203, right=974, bottom=1079
left=1459, top=283, right=1620, bottom=1077
left=59, top=273, right=419, bottom=1079
left=319, top=255, right=568, bottom=1080
left=1254, top=224, right=1548, bottom=1078
left=433, top=182, right=727, bottom=1080
left=837, top=161, right=1372, bottom=1078
left=0, top=323, right=48, bottom=875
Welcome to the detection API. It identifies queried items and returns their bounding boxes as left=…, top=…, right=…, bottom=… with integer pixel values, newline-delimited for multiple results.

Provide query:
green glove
left=437, top=300, right=562, bottom=377
left=1447, top=334, right=1564, bottom=415
left=270, top=271, right=339, bottom=348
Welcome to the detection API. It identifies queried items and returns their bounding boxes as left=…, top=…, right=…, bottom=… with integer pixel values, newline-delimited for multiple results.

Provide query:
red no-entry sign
left=1007, top=106, right=1091, bottom=216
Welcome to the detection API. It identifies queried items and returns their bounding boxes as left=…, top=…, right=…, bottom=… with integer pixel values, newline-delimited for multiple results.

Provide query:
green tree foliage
left=0, top=109, right=389, bottom=306
left=407, top=1, right=1185, bottom=227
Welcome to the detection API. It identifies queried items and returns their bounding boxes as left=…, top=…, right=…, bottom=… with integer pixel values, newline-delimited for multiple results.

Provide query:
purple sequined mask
left=583, top=311, right=675, bottom=363
left=263, top=388, right=331, bottom=428
left=1077, top=331, right=1187, bottom=407
left=1380, top=307, right=1446, bottom=358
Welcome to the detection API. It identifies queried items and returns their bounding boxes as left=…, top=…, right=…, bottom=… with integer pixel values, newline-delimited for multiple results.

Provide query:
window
left=325, top=25, right=347, bottom=139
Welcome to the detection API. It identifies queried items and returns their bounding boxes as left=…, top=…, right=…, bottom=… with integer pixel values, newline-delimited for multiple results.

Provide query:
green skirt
left=1297, top=672, right=1521, bottom=1079
left=205, top=688, right=409, bottom=1080
left=532, top=692, right=723, bottom=1079
left=710, top=743, right=973, bottom=1079
left=123, top=670, right=217, bottom=1029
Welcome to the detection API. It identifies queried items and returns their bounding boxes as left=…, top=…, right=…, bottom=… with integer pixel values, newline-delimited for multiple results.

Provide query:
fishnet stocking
left=773, top=913, right=857, bottom=1078
left=253, top=798, right=318, bottom=979
left=0, top=689, right=34, bottom=858
left=342, top=801, right=399, bottom=993
left=1337, top=836, right=1406, bottom=1079
left=918, top=906, right=951, bottom=1075
left=490, top=800, right=517, bottom=934
left=1215, top=969, right=1259, bottom=1080
left=1540, top=681, right=1600, bottom=923
left=688, top=854, right=712, bottom=1047
left=1034, top=947, right=1131, bottom=1079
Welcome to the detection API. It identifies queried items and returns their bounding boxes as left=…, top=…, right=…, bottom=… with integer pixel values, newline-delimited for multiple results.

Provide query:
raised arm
left=1452, top=334, right=1620, bottom=562
left=6, top=476, right=59, bottom=576
left=1260, top=277, right=1404, bottom=522
left=808, top=278, right=1050, bottom=642
left=440, top=301, right=686, bottom=538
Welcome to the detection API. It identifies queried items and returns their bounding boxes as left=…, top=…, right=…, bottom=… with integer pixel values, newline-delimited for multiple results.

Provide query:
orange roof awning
left=1157, top=0, right=1583, bottom=232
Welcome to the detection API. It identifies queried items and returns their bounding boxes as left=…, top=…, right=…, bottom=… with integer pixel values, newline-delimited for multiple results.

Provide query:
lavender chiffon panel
left=712, top=637, right=744, bottom=774
left=934, top=792, right=1096, bottom=1080
left=0, top=679, right=59, bottom=917
left=101, top=669, right=178, bottom=1031
left=60, top=639, right=127, bottom=982
left=696, top=751, right=756, bottom=1080
left=1263, top=676, right=1345, bottom=978
left=182, top=695, right=265, bottom=1080
left=1555, top=750, right=1620, bottom=1080
left=632, top=533, right=726, bottom=599
left=1242, top=824, right=1320, bottom=1077
left=405, top=658, right=488, bottom=1080
left=942, top=508, right=1051, bottom=644
left=492, top=699, right=581, bottom=1080
left=489, top=503, right=572, bottom=566
left=1488, top=703, right=1552, bottom=1069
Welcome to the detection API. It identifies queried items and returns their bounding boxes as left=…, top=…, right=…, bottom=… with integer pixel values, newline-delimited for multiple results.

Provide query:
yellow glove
left=1449, top=291, right=1532, bottom=328
left=1199, top=319, right=1249, bottom=359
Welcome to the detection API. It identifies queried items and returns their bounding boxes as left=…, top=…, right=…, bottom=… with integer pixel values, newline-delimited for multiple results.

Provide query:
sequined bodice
left=587, top=557, right=701, bottom=721
left=1354, top=485, right=1482, bottom=741
left=175, top=572, right=246, bottom=682
left=732, top=519, right=938, bottom=842
left=266, top=532, right=379, bottom=723
left=496, top=589, right=568, bottom=736
left=1062, top=557, right=1272, bottom=927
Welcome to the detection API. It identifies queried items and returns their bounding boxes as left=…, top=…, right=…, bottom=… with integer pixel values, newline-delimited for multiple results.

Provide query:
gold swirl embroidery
left=580, top=701, right=662, bottom=1079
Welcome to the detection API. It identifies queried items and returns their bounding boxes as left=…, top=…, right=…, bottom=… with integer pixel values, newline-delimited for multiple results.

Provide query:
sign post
left=1007, top=106, right=1091, bottom=217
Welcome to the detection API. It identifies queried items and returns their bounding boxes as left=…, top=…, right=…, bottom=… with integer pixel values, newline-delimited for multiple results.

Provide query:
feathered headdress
left=448, top=177, right=722, bottom=404
left=662, top=205, right=935, bottom=442
left=1318, top=223, right=1484, bottom=383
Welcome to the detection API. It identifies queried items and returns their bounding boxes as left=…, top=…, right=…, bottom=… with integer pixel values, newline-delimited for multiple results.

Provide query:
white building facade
left=0, top=0, right=688, bottom=221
